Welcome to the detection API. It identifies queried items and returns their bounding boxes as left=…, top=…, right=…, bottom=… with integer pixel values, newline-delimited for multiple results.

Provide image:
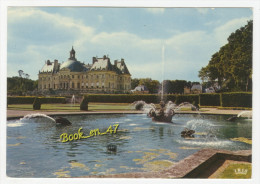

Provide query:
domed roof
left=60, top=59, right=86, bottom=72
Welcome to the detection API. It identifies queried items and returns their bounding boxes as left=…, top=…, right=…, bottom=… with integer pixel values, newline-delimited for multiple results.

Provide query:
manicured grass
left=7, top=103, right=134, bottom=112
left=218, top=163, right=251, bottom=179
left=7, top=103, right=204, bottom=112
left=217, top=107, right=252, bottom=110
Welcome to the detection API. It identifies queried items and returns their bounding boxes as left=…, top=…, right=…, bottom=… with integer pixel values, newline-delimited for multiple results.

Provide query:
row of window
left=40, top=83, right=130, bottom=90
left=39, top=74, right=131, bottom=82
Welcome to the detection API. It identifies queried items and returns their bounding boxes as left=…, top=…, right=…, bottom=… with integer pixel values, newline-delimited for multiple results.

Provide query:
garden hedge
left=221, top=92, right=252, bottom=108
left=33, top=98, right=41, bottom=110
left=83, top=94, right=199, bottom=105
left=199, top=93, right=221, bottom=106
left=80, top=97, right=88, bottom=111
left=175, top=94, right=199, bottom=106
left=85, top=94, right=161, bottom=103
left=7, top=96, right=66, bottom=105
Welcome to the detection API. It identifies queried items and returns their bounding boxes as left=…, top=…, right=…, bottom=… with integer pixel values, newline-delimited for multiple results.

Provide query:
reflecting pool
left=7, top=114, right=252, bottom=177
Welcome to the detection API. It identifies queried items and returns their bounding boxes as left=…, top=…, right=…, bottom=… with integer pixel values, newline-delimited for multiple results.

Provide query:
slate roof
left=90, top=57, right=131, bottom=75
left=60, top=59, right=86, bottom=72
left=39, top=48, right=130, bottom=75
left=90, top=58, right=113, bottom=71
left=40, top=60, right=55, bottom=73
left=132, top=85, right=149, bottom=92
left=191, top=84, right=202, bottom=91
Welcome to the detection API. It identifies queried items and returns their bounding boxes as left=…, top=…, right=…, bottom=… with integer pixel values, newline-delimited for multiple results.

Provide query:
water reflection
left=7, top=114, right=252, bottom=178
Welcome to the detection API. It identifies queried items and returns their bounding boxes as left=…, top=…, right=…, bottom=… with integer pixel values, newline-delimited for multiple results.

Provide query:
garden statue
left=148, top=101, right=175, bottom=122
left=55, top=117, right=72, bottom=126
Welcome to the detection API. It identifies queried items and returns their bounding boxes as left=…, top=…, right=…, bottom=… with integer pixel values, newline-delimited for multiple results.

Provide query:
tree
left=25, top=74, right=30, bottom=79
left=198, top=20, right=252, bottom=92
left=161, top=80, right=199, bottom=94
left=131, top=78, right=140, bottom=89
left=139, top=78, right=160, bottom=94
left=18, top=70, right=24, bottom=77
left=7, top=77, right=38, bottom=95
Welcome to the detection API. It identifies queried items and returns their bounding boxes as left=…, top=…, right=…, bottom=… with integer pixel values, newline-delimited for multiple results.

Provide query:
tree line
left=131, top=78, right=200, bottom=94
left=7, top=77, right=38, bottom=95
left=199, top=20, right=252, bottom=92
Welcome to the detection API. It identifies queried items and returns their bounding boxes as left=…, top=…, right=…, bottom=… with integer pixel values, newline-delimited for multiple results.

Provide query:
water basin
left=7, top=114, right=252, bottom=177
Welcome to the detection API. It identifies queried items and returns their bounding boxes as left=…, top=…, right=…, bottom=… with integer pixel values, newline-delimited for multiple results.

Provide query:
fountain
left=181, top=128, right=195, bottom=138
left=227, top=110, right=252, bottom=121
left=133, top=100, right=146, bottom=110
left=237, top=111, right=252, bottom=119
left=71, top=94, right=76, bottom=106
left=21, top=113, right=71, bottom=126
left=148, top=101, right=175, bottom=122
left=7, top=112, right=252, bottom=178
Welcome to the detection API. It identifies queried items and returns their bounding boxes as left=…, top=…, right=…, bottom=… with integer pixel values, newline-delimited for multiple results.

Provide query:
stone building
left=38, top=47, right=131, bottom=94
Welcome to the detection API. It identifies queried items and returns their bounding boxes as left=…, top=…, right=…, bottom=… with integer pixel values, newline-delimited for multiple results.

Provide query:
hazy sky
left=7, top=7, right=252, bottom=81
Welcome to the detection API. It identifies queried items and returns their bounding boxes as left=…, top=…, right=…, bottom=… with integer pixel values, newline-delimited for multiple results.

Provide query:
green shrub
left=199, top=93, right=221, bottom=106
left=33, top=98, right=41, bottom=110
left=80, top=97, right=88, bottom=111
left=83, top=94, right=200, bottom=104
left=164, top=94, right=177, bottom=103
left=7, top=96, right=66, bottom=105
left=175, top=94, right=199, bottom=106
left=221, top=92, right=252, bottom=107
left=7, top=96, right=35, bottom=105
left=85, top=94, right=161, bottom=103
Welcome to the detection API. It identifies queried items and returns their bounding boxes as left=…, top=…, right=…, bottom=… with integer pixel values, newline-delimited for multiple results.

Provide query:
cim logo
left=234, top=168, right=248, bottom=175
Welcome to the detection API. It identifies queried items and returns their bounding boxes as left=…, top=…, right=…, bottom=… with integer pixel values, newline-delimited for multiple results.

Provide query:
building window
left=72, top=82, right=74, bottom=88
left=77, top=83, right=80, bottom=88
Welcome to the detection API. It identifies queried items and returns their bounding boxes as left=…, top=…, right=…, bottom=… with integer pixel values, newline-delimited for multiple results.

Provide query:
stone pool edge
left=82, top=148, right=252, bottom=178
left=7, top=108, right=245, bottom=120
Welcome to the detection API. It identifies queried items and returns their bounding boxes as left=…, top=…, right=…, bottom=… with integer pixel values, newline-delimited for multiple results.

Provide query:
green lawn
left=7, top=103, right=134, bottom=112
left=7, top=103, right=203, bottom=112
left=218, top=163, right=251, bottom=179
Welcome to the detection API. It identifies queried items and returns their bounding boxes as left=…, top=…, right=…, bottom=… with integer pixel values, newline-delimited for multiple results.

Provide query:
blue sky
left=7, top=7, right=252, bottom=82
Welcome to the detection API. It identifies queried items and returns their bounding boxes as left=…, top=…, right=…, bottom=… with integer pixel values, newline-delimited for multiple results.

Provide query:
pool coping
left=83, top=148, right=252, bottom=178
left=6, top=108, right=246, bottom=120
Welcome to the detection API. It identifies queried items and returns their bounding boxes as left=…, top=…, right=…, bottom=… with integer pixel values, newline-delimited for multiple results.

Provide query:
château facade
left=38, top=47, right=131, bottom=94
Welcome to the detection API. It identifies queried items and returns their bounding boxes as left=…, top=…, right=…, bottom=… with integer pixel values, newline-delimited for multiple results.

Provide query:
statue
left=181, top=128, right=195, bottom=138
left=55, top=117, right=72, bottom=126
left=148, top=101, right=175, bottom=122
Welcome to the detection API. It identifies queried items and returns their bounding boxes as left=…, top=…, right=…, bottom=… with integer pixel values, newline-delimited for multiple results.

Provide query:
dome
left=60, top=59, right=86, bottom=72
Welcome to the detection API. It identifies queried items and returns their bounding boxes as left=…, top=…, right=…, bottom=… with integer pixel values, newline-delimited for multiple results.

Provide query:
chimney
left=121, top=58, right=125, bottom=65
left=114, top=60, right=118, bottom=66
left=92, top=57, right=96, bottom=64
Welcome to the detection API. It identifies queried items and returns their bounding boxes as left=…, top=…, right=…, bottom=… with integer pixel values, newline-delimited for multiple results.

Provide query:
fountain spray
left=161, top=44, right=165, bottom=102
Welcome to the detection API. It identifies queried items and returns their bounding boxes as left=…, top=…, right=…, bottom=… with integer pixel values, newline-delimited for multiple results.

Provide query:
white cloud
left=7, top=8, right=252, bottom=82
left=196, top=8, right=209, bottom=15
left=214, top=17, right=252, bottom=45
left=145, top=8, right=165, bottom=14
left=98, top=15, right=103, bottom=23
